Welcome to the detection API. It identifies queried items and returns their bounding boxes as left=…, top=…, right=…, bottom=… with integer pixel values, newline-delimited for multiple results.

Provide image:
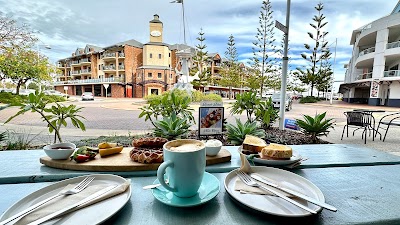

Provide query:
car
left=43, top=90, right=69, bottom=98
left=271, top=93, right=293, bottom=111
left=82, top=92, right=94, bottom=101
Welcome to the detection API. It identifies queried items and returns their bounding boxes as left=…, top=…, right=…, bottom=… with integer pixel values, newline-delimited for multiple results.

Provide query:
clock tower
left=149, top=14, right=163, bottom=43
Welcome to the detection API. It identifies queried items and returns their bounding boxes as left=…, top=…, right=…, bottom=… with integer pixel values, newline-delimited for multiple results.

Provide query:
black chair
left=375, top=112, right=400, bottom=142
left=341, top=111, right=375, bottom=144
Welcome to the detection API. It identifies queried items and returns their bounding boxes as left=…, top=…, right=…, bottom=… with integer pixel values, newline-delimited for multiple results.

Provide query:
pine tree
left=250, top=0, right=278, bottom=96
left=190, top=28, right=211, bottom=91
left=294, top=2, right=331, bottom=97
left=219, top=34, right=240, bottom=99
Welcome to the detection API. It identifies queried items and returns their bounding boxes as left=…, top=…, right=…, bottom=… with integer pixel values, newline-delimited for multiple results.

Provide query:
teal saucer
left=151, top=172, right=220, bottom=207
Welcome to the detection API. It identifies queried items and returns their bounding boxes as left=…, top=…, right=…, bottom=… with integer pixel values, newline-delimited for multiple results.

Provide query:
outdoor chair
left=375, top=112, right=400, bottom=142
left=341, top=111, right=375, bottom=144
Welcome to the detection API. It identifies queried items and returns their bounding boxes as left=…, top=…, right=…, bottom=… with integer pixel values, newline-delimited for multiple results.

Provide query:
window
left=170, top=74, right=173, bottom=78
left=98, top=65, right=100, bottom=70
left=158, top=54, right=162, bottom=59
left=158, top=73, right=162, bottom=78
left=169, top=53, right=171, bottom=57
left=150, top=53, right=152, bottom=58
left=148, top=72, right=152, bottom=78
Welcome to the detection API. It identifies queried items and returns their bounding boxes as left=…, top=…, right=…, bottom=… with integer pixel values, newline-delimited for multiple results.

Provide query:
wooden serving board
left=40, top=147, right=231, bottom=172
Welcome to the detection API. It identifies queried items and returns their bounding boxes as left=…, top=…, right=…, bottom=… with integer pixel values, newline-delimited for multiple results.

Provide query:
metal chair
left=375, top=112, right=400, bottom=142
left=341, top=111, right=375, bottom=144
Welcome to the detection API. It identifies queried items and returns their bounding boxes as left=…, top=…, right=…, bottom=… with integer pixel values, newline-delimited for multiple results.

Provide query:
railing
left=358, top=47, right=375, bottom=57
left=80, top=58, right=91, bottom=63
left=387, top=41, right=400, bottom=49
left=81, top=69, right=91, bottom=74
left=103, top=65, right=116, bottom=70
left=71, top=60, right=80, bottom=65
left=102, top=53, right=116, bottom=58
left=384, top=70, right=400, bottom=77
left=215, top=63, right=221, bottom=67
left=118, top=53, right=125, bottom=57
left=118, top=65, right=125, bottom=70
left=356, top=72, right=372, bottom=80
left=71, top=70, right=80, bottom=75
left=53, top=76, right=125, bottom=85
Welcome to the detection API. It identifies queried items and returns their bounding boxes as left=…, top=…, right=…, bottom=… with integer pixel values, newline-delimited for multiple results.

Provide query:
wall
left=124, top=46, right=143, bottom=84
left=111, top=84, right=125, bottom=98
left=143, top=45, right=170, bottom=66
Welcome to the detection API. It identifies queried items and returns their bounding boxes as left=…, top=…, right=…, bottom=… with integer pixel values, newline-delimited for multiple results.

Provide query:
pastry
left=260, top=143, right=292, bottom=159
left=132, top=137, right=168, bottom=148
left=242, top=135, right=267, bottom=153
left=130, top=148, right=163, bottom=163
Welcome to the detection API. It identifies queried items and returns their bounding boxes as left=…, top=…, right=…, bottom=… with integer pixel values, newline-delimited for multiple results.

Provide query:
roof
left=87, top=44, right=103, bottom=52
left=104, top=39, right=143, bottom=49
left=144, top=42, right=170, bottom=47
left=169, top=44, right=193, bottom=51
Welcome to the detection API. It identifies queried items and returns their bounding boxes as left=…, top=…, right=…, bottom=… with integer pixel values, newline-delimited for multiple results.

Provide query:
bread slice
left=260, top=143, right=292, bottom=159
left=242, top=135, right=267, bottom=153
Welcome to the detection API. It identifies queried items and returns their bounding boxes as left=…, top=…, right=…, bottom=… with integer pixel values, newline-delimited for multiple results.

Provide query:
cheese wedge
left=242, top=135, right=267, bottom=153
left=260, top=143, right=292, bottom=159
left=99, top=146, right=123, bottom=157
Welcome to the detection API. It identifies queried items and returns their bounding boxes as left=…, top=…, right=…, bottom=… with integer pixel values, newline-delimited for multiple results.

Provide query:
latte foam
left=168, top=142, right=203, bottom=152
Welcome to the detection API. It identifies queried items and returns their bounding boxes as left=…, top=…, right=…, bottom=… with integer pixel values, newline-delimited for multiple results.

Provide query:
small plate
left=224, top=166, right=324, bottom=217
left=0, top=174, right=131, bottom=225
left=152, top=172, right=220, bottom=207
left=239, top=146, right=303, bottom=166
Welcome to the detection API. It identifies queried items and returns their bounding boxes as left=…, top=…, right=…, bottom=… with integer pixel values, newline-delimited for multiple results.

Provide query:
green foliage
left=0, top=92, right=65, bottom=106
left=191, top=90, right=203, bottom=102
left=153, top=112, right=191, bottom=140
left=5, top=91, right=85, bottom=143
left=139, top=89, right=194, bottom=127
left=226, top=118, right=265, bottom=145
left=296, top=112, right=334, bottom=143
left=230, top=92, right=260, bottom=122
left=0, top=131, right=6, bottom=142
left=299, top=96, right=320, bottom=103
left=2, top=130, right=38, bottom=150
left=202, top=93, right=222, bottom=102
left=255, top=97, right=279, bottom=129
left=144, top=94, right=163, bottom=104
left=191, top=28, right=211, bottom=88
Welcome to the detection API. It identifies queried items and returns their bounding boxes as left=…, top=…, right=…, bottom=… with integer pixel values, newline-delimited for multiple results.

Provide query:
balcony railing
left=71, top=60, right=80, bottom=65
left=80, top=58, right=91, bottom=63
left=118, top=65, right=125, bottom=70
left=103, top=65, right=116, bottom=70
left=71, top=70, right=80, bottom=75
left=387, top=41, right=400, bottom=49
left=53, top=76, right=125, bottom=85
left=384, top=70, right=400, bottom=77
left=118, top=53, right=125, bottom=57
left=81, top=69, right=91, bottom=74
left=102, top=53, right=116, bottom=58
left=358, top=47, right=375, bottom=57
left=356, top=72, right=372, bottom=80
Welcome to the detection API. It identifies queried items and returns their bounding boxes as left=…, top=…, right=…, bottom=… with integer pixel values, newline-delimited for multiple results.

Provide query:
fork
left=236, top=170, right=317, bottom=214
left=0, top=176, right=95, bottom=225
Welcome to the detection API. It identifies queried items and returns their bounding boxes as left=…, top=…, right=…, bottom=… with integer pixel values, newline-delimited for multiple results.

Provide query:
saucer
left=151, top=172, right=220, bottom=207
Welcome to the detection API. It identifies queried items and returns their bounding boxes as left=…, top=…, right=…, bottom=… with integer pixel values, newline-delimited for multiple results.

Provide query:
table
left=2, top=144, right=400, bottom=184
left=1, top=165, right=400, bottom=225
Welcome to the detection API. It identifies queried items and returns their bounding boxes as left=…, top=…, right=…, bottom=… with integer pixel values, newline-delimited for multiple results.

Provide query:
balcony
left=102, top=65, right=116, bottom=72
left=384, top=70, right=400, bottom=77
left=387, top=41, right=400, bottom=49
left=80, top=69, right=91, bottom=75
left=118, top=53, right=125, bottom=58
left=53, top=76, right=125, bottom=85
left=102, top=52, right=116, bottom=61
left=118, top=65, right=125, bottom=70
left=71, top=60, right=80, bottom=66
left=80, top=58, right=91, bottom=65
left=356, top=72, right=372, bottom=80
left=71, top=70, right=80, bottom=75
left=359, top=47, right=375, bottom=57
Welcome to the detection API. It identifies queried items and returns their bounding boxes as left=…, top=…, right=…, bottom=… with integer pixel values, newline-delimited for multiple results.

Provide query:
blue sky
left=0, top=0, right=397, bottom=92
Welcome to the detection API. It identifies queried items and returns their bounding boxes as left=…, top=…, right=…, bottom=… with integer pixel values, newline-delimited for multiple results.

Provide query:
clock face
left=151, top=30, right=161, bottom=37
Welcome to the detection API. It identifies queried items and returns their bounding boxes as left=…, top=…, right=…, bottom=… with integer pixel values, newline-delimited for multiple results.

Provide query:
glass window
left=158, top=73, right=162, bottom=78
left=170, top=74, right=172, bottom=78
left=158, top=54, right=162, bottom=59
left=169, top=53, right=171, bottom=57
left=148, top=72, right=152, bottom=78
left=150, top=53, right=152, bottom=58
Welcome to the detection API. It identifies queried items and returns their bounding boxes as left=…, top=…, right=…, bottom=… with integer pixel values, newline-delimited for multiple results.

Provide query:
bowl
left=205, top=140, right=222, bottom=156
left=43, top=143, right=76, bottom=160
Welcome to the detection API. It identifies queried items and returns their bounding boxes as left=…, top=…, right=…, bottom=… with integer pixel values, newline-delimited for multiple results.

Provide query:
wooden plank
left=40, top=148, right=231, bottom=172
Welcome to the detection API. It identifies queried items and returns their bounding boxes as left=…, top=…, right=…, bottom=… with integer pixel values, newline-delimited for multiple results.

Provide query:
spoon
left=142, top=180, right=169, bottom=190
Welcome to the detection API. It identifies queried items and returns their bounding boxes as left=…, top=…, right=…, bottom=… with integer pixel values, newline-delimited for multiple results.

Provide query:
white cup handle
left=157, top=160, right=177, bottom=192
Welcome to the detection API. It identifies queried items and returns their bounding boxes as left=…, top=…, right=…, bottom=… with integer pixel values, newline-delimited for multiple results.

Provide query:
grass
left=1, top=130, right=40, bottom=150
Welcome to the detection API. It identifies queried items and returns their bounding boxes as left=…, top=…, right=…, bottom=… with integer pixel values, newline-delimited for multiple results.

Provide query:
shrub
left=226, top=118, right=265, bottom=145
left=0, top=92, right=26, bottom=106
left=144, top=94, right=163, bottom=104
left=230, top=92, right=260, bottom=122
left=2, top=130, right=38, bottom=150
left=255, top=97, right=279, bottom=129
left=42, top=95, right=66, bottom=103
left=299, top=96, right=319, bottom=103
left=296, top=112, right=334, bottom=143
left=191, top=90, right=203, bottom=102
left=202, top=93, right=222, bottom=102
left=153, top=112, right=190, bottom=140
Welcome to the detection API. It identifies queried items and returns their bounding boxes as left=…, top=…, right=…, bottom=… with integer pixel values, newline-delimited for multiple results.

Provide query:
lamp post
left=37, top=43, right=51, bottom=92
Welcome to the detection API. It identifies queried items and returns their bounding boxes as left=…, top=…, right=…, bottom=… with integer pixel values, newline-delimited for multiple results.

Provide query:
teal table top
left=1, top=144, right=400, bottom=184
left=1, top=165, right=400, bottom=225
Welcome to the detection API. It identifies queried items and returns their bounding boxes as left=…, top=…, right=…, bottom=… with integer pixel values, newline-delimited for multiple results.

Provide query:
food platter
left=238, top=146, right=302, bottom=166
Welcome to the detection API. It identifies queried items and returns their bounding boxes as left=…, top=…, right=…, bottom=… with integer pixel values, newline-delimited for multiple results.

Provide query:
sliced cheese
left=99, top=146, right=123, bottom=157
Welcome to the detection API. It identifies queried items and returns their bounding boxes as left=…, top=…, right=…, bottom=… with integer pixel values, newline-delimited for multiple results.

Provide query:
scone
left=260, top=143, right=292, bottom=159
left=242, top=135, right=267, bottom=153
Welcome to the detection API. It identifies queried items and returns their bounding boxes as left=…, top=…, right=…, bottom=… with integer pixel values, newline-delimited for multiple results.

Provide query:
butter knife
left=251, top=174, right=337, bottom=212
left=27, top=185, right=117, bottom=225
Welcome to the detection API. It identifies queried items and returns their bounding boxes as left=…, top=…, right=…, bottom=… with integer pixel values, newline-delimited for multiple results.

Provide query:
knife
left=251, top=174, right=337, bottom=212
left=27, top=185, right=117, bottom=225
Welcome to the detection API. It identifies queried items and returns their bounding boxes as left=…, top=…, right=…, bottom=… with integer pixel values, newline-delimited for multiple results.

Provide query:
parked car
left=82, top=92, right=94, bottom=101
left=43, top=90, right=69, bottom=98
left=271, top=93, right=293, bottom=111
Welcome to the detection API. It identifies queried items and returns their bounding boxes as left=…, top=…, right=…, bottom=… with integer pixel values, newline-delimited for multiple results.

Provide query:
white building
left=340, top=1, right=400, bottom=107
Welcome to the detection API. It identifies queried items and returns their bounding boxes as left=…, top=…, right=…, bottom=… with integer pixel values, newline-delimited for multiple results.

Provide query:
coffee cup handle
left=157, top=160, right=177, bottom=192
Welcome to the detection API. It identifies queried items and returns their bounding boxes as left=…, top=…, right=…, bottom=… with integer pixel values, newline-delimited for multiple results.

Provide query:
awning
left=339, top=81, right=371, bottom=93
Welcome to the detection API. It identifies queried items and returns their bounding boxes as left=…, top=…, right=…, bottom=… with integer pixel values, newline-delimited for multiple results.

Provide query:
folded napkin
left=15, top=179, right=130, bottom=225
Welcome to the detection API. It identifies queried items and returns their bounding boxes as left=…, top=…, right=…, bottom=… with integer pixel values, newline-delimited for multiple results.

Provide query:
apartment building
left=340, top=1, right=400, bottom=107
left=54, top=14, right=178, bottom=98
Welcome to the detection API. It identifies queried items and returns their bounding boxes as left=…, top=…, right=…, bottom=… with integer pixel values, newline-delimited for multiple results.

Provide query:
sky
left=0, top=0, right=398, bottom=92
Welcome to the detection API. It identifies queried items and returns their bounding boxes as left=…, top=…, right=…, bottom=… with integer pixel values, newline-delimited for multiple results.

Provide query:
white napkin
left=15, top=180, right=130, bottom=225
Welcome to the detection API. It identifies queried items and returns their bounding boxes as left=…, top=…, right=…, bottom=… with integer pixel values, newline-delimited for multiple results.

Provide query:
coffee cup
left=157, top=139, right=206, bottom=198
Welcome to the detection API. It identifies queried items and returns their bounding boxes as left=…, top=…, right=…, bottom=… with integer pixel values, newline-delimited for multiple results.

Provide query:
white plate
left=239, top=146, right=302, bottom=166
left=224, top=166, right=324, bottom=217
left=0, top=174, right=131, bottom=225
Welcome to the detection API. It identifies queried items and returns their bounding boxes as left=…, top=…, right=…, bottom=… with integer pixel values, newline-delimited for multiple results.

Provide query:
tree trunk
left=228, top=87, right=232, bottom=100
left=16, top=81, right=22, bottom=95
left=310, top=83, right=314, bottom=97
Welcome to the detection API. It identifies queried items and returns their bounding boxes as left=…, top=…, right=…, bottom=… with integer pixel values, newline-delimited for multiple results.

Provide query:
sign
left=198, top=103, right=224, bottom=136
left=275, top=20, right=288, bottom=34
left=103, top=84, right=109, bottom=89
left=370, top=79, right=379, bottom=98
left=63, top=86, right=68, bottom=91
left=200, top=101, right=223, bottom=107
left=284, top=118, right=299, bottom=130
